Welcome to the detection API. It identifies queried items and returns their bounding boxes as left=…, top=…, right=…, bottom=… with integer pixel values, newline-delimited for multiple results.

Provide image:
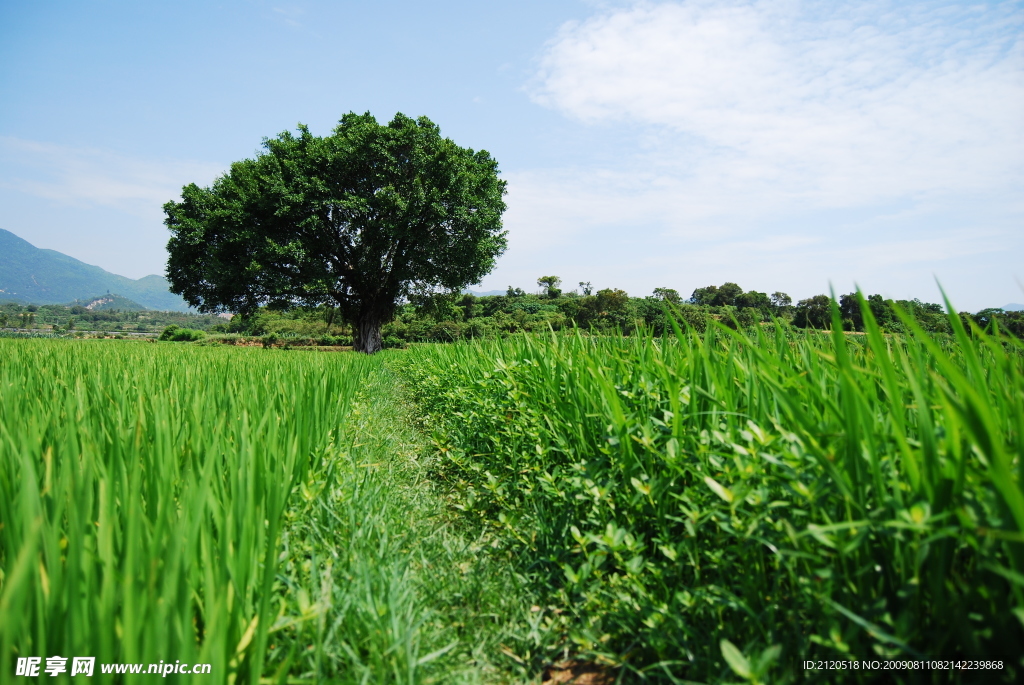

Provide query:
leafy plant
left=158, top=324, right=206, bottom=341
left=395, top=296, right=1024, bottom=682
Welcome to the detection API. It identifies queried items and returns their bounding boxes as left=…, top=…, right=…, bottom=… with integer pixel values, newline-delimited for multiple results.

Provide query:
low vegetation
left=0, top=299, right=226, bottom=334
left=395, top=296, right=1024, bottom=682
left=5, top=280, right=1021, bottom=346
left=1, top=291, right=1021, bottom=683
left=157, top=324, right=206, bottom=341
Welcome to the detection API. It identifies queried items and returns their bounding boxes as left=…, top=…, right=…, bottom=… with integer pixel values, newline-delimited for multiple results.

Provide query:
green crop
left=5, top=290, right=1021, bottom=684
left=0, top=340, right=534, bottom=684
left=397, top=295, right=1024, bottom=683
left=0, top=341, right=373, bottom=682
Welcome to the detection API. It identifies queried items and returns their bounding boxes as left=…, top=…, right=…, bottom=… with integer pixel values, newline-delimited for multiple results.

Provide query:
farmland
left=0, top=341, right=531, bottom=683
left=395, top=302, right=1024, bottom=682
left=1, top=300, right=1022, bottom=683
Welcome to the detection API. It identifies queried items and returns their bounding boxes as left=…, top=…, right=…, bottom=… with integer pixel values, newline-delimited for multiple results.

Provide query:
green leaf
left=704, top=475, right=734, bottom=503
left=630, top=476, right=651, bottom=496
left=755, top=644, right=782, bottom=676
left=417, top=641, right=459, bottom=666
left=720, top=639, right=752, bottom=679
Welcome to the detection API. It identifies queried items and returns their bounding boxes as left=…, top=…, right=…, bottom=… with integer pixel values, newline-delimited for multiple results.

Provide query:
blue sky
left=1, top=0, right=1021, bottom=311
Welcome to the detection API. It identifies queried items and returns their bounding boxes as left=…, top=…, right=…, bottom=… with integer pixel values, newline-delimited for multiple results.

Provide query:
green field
left=0, top=342, right=532, bottom=683
left=1, top=301, right=1022, bottom=683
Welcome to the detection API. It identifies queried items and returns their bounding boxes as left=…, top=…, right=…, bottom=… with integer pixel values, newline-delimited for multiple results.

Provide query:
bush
left=158, top=325, right=206, bottom=342
left=674, top=303, right=708, bottom=333
left=318, top=334, right=353, bottom=347
left=429, top=321, right=464, bottom=342
left=381, top=336, right=405, bottom=349
left=720, top=306, right=759, bottom=330
left=157, top=325, right=178, bottom=340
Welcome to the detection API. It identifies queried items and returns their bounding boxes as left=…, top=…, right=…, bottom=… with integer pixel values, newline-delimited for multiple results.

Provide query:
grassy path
left=265, top=354, right=536, bottom=683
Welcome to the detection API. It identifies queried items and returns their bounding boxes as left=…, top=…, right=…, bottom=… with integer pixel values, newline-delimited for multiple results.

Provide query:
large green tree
left=164, top=112, right=508, bottom=353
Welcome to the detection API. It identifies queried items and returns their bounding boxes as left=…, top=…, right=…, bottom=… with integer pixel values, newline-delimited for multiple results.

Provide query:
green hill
left=0, top=228, right=191, bottom=311
left=71, top=294, right=149, bottom=311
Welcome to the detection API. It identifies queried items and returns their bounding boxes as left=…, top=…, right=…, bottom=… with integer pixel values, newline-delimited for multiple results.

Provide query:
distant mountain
left=463, top=289, right=507, bottom=297
left=1003, top=303, right=1024, bottom=312
left=0, top=228, right=190, bottom=311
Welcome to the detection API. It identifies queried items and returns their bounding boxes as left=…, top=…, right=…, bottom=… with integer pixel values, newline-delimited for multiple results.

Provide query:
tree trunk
left=353, top=310, right=384, bottom=354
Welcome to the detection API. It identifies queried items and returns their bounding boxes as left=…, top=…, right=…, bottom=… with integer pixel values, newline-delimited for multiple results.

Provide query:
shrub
left=429, top=321, right=464, bottom=342
left=318, top=334, right=353, bottom=346
left=158, top=325, right=178, bottom=341
left=675, top=303, right=708, bottom=332
left=158, top=325, right=206, bottom=342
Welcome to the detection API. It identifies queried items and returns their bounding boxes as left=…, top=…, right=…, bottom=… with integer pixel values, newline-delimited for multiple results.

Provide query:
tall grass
left=0, top=341, right=369, bottom=682
left=0, top=340, right=534, bottom=684
left=397, top=297, right=1024, bottom=683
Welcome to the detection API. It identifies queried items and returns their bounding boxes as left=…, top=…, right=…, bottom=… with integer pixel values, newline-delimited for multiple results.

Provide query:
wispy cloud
left=272, top=5, right=306, bottom=29
left=0, top=137, right=224, bottom=217
left=527, top=0, right=1024, bottom=207
left=487, top=0, right=1023, bottom=306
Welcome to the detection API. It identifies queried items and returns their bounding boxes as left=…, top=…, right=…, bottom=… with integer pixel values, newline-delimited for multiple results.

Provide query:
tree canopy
left=164, top=112, right=508, bottom=353
left=536, top=275, right=562, bottom=299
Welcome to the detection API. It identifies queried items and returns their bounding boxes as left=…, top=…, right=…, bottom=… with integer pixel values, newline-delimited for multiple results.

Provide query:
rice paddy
left=0, top=342, right=528, bottom=683
left=1, top=297, right=1021, bottom=683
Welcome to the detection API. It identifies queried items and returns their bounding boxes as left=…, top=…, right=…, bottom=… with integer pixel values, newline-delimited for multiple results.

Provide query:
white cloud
left=501, top=167, right=714, bottom=251
left=0, top=137, right=223, bottom=217
left=490, top=0, right=1024, bottom=308
left=527, top=0, right=1024, bottom=207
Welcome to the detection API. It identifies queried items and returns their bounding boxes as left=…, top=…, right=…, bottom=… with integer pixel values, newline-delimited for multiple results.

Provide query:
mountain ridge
left=0, top=228, right=191, bottom=311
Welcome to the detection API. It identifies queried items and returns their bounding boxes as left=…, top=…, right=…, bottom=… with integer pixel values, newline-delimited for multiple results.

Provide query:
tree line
left=212, top=278, right=1023, bottom=344
left=5, top=282, right=1019, bottom=342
